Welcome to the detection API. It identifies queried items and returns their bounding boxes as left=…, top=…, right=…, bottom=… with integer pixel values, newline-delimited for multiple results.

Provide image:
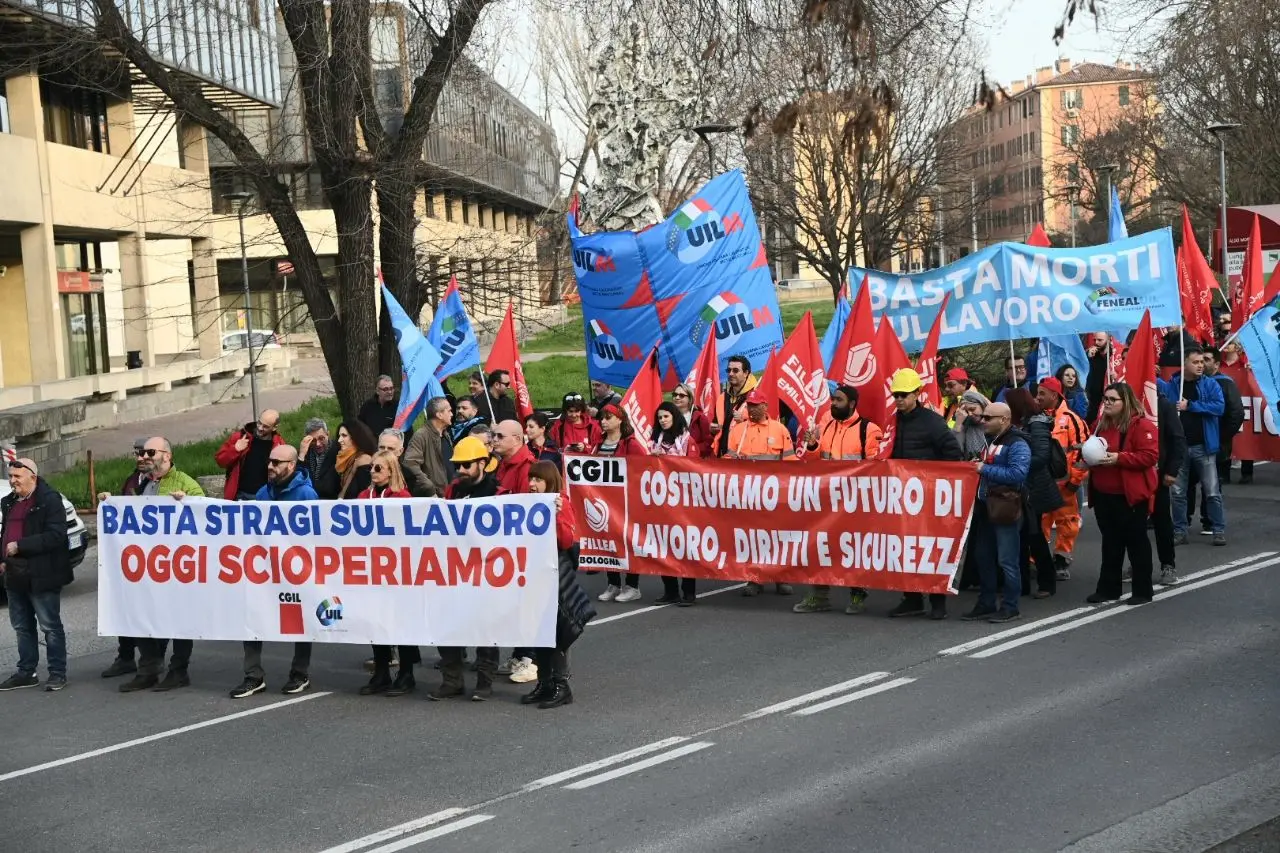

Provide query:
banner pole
left=1178, top=330, right=1186, bottom=400
left=478, top=361, right=497, bottom=423
left=1009, top=339, right=1017, bottom=387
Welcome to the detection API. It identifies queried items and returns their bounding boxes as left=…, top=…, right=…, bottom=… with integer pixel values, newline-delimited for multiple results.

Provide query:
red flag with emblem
left=1233, top=214, right=1265, bottom=332
left=618, top=348, right=661, bottom=453
left=914, top=295, right=951, bottom=413
left=484, top=303, right=533, bottom=419
left=1122, top=310, right=1159, bottom=423
left=683, top=326, right=721, bottom=417
left=776, top=312, right=831, bottom=456
left=831, top=274, right=880, bottom=423
left=1178, top=205, right=1218, bottom=345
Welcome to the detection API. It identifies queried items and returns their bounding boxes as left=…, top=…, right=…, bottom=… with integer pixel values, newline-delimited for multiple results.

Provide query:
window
left=211, top=169, right=254, bottom=213
left=1061, top=125, right=1079, bottom=146
left=41, top=80, right=110, bottom=153
left=1118, top=85, right=1130, bottom=106
left=425, top=192, right=436, bottom=218
left=462, top=200, right=471, bottom=225
left=1061, top=88, right=1083, bottom=110
left=370, top=16, right=399, bottom=63
left=444, top=193, right=454, bottom=222
left=1067, top=162, right=1080, bottom=183
left=0, top=83, right=9, bottom=134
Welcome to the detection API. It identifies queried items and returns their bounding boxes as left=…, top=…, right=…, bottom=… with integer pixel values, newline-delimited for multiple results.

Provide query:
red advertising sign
left=57, top=271, right=96, bottom=293
left=565, top=455, right=979, bottom=594
left=1220, top=362, right=1280, bottom=461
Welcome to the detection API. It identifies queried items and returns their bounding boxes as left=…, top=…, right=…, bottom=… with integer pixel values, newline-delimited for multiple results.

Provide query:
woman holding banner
left=672, top=384, right=713, bottom=458
left=596, top=404, right=647, bottom=603
left=650, top=402, right=699, bottom=605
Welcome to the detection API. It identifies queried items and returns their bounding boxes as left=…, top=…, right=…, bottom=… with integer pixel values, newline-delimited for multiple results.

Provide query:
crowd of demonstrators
left=1159, top=348, right=1228, bottom=546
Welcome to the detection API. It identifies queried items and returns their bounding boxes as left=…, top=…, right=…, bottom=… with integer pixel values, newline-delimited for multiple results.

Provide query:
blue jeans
left=8, top=589, right=66, bottom=679
left=1172, top=444, right=1224, bottom=535
left=974, top=503, right=1022, bottom=613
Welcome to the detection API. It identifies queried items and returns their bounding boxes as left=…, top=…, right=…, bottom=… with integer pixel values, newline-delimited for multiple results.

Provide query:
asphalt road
left=3, top=467, right=1279, bottom=853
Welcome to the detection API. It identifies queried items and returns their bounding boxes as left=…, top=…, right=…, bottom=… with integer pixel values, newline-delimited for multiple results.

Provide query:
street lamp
left=222, top=190, right=259, bottom=419
left=1096, top=163, right=1120, bottom=225
left=693, top=122, right=738, bottom=176
left=1207, top=121, right=1240, bottom=288
left=1064, top=181, right=1081, bottom=248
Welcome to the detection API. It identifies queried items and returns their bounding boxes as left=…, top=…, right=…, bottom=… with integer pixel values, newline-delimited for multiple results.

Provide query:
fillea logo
left=583, top=498, right=610, bottom=533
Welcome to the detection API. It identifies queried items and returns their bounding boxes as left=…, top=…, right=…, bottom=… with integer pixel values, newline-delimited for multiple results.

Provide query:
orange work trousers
left=1041, top=483, right=1081, bottom=558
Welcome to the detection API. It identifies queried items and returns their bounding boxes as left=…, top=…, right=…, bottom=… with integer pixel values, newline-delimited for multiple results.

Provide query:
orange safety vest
left=725, top=419, right=796, bottom=461
left=814, top=414, right=883, bottom=461
left=1052, top=400, right=1089, bottom=487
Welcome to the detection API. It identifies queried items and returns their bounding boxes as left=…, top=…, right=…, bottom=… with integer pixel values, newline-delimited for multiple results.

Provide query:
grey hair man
left=404, top=397, right=455, bottom=496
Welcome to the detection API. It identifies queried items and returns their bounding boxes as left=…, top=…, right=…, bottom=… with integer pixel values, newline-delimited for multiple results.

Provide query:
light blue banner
left=382, top=286, right=444, bottom=430
left=1237, top=294, right=1280, bottom=422
left=427, top=282, right=481, bottom=379
left=846, top=229, right=1180, bottom=350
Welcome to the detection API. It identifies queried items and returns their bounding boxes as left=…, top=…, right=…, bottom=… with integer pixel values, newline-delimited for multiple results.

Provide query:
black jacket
left=556, top=547, right=596, bottom=650
left=1210, top=373, right=1245, bottom=448
left=1, top=478, right=71, bottom=594
left=890, top=405, right=963, bottom=462
left=473, top=392, right=517, bottom=425
left=1021, top=416, right=1066, bottom=514
left=446, top=473, right=500, bottom=500
left=1157, top=393, right=1188, bottom=480
left=358, top=397, right=399, bottom=437
left=1085, top=349, right=1109, bottom=424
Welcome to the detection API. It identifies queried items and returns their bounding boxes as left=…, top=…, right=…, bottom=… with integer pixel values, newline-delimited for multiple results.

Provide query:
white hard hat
left=1081, top=435, right=1110, bottom=466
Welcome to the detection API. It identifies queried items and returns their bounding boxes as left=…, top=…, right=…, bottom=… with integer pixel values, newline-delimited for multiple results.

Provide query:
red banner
left=1220, top=363, right=1280, bottom=461
left=565, top=455, right=979, bottom=594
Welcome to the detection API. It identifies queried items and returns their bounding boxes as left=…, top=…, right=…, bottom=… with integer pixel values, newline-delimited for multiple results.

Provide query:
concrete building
left=939, top=59, right=1156, bottom=258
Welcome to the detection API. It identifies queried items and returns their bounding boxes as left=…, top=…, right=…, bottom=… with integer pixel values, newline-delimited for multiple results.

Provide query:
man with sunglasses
left=113, top=437, right=206, bottom=692
left=475, top=370, right=517, bottom=424
left=359, top=375, right=404, bottom=440
left=885, top=369, right=964, bottom=620
left=214, top=409, right=285, bottom=500
left=231, top=445, right=318, bottom=699
left=713, top=355, right=759, bottom=456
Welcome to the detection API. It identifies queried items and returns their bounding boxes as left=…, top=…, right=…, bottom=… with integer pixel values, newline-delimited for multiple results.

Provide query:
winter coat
left=1088, top=416, right=1160, bottom=510
left=1064, top=388, right=1089, bottom=419
left=683, top=408, right=714, bottom=458
left=550, top=417, right=602, bottom=454
left=1022, top=416, right=1065, bottom=514
left=1209, top=372, right=1245, bottom=451
left=253, top=468, right=319, bottom=502
left=1158, top=374, right=1224, bottom=454
left=214, top=424, right=285, bottom=499
left=404, top=425, right=450, bottom=497
left=596, top=434, right=648, bottom=457
left=1156, top=393, right=1187, bottom=480
left=890, top=405, right=963, bottom=462
left=495, top=445, right=536, bottom=495
left=357, top=486, right=412, bottom=499
left=150, top=467, right=205, bottom=497
left=1, top=478, right=72, bottom=594
left=977, top=429, right=1031, bottom=501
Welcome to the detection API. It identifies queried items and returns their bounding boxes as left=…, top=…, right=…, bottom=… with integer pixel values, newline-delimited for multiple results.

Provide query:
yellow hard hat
left=889, top=368, right=924, bottom=394
left=451, top=435, right=491, bottom=463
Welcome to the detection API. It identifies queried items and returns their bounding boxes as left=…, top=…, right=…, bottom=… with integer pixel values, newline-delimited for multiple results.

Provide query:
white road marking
left=522, top=737, right=690, bottom=792
left=589, top=583, right=747, bottom=625
left=0, top=692, right=331, bottom=784
left=563, top=742, right=716, bottom=790
left=361, top=815, right=494, bottom=853
left=972, top=555, right=1280, bottom=659
left=741, top=672, right=890, bottom=720
left=791, top=677, right=917, bottom=716
left=318, top=809, right=470, bottom=853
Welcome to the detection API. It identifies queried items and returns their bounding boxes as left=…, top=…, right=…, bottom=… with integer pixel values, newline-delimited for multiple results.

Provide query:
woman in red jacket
left=357, top=451, right=419, bottom=695
left=1086, top=382, right=1159, bottom=605
left=549, top=392, right=602, bottom=455
left=672, top=384, right=713, bottom=458
left=596, top=404, right=647, bottom=603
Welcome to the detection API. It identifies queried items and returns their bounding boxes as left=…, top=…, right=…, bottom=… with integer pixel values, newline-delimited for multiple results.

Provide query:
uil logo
left=316, top=596, right=344, bottom=627
left=667, top=198, right=726, bottom=264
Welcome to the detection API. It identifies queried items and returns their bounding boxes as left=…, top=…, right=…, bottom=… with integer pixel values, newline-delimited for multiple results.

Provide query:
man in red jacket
left=214, top=410, right=285, bottom=500
left=492, top=420, right=535, bottom=496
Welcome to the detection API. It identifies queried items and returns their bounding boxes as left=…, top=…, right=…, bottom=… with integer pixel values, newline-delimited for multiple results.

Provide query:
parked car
left=0, top=459, right=88, bottom=582
left=222, top=329, right=283, bottom=353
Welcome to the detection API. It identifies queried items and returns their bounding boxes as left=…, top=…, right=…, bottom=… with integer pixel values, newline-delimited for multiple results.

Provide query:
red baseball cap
left=944, top=368, right=970, bottom=383
left=745, top=389, right=769, bottom=405
left=1038, top=377, right=1063, bottom=397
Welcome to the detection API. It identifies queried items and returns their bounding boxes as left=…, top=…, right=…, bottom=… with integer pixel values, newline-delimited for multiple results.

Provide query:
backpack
left=1047, top=438, right=1069, bottom=480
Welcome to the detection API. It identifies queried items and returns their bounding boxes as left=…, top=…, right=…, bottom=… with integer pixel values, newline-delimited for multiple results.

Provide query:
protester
left=588, top=379, right=622, bottom=417
left=725, top=389, right=797, bottom=597
left=358, top=375, right=399, bottom=437
left=231, top=446, right=317, bottom=698
left=1218, top=341, right=1254, bottom=483
left=1158, top=349, right=1226, bottom=545
left=671, top=383, right=713, bottom=457
left=214, top=409, right=284, bottom=500
left=1203, top=348, right=1245, bottom=486
left=992, top=355, right=1030, bottom=403
left=522, top=461, right=595, bottom=709
left=1036, top=377, right=1088, bottom=580
left=475, top=370, right=517, bottom=424
left=404, top=397, right=454, bottom=497
left=451, top=397, right=486, bottom=441
left=942, top=368, right=974, bottom=426
left=712, top=355, right=758, bottom=456
left=596, top=404, right=647, bottom=603
left=433, top=436, right=502, bottom=701
left=98, top=438, right=148, bottom=679
left=1085, top=382, right=1159, bottom=605
left=1055, top=365, right=1090, bottom=419
left=524, top=412, right=563, bottom=468
left=952, top=390, right=991, bottom=460
left=357, top=451, right=421, bottom=697
left=1084, top=332, right=1113, bottom=422
left=111, top=437, right=205, bottom=693
left=650, top=402, right=697, bottom=457
left=1008, top=389, right=1061, bottom=599
left=467, top=371, right=485, bottom=400
left=491, top=419, right=540, bottom=683
left=299, top=418, right=329, bottom=484
left=962, top=402, right=1030, bottom=622
left=549, top=392, right=601, bottom=454
left=0, top=458, right=71, bottom=692
left=886, top=369, right=964, bottom=620
left=1152, top=387, right=1187, bottom=586
left=318, top=421, right=377, bottom=500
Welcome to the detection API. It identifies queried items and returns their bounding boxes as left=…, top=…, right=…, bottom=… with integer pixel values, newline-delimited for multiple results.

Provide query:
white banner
left=97, top=495, right=559, bottom=646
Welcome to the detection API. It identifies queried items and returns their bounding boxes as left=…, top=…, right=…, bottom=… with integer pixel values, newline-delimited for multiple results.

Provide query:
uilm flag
left=619, top=347, right=661, bottom=452
left=830, top=274, right=879, bottom=424
left=914, top=295, right=951, bottom=413
left=1178, top=205, right=1218, bottom=345
left=1232, top=214, right=1265, bottom=332
left=484, top=303, right=534, bottom=419
left=1122, top=309, right=1159, bottom=423
left=683, top=325, right=721, bottom=417
left=776, top=312, right=831, bottom=455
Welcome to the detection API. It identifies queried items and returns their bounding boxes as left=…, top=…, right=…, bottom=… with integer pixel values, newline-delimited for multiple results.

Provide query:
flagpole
left=478, top=360, right=497, bottom=423
left=1009, top=339, right=1017, bottom=387
left=1178, top=331, right=1186, bottom=400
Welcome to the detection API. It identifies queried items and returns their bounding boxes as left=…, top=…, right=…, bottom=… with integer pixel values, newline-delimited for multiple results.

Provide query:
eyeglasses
left=139, top=448, right=165, bottom=458
left=1102, top=396, right=1123, bottom=403
left=672, top=391, right=690, bottom=398
left=979, top=414, right=1003, bottom=422
left=267, top=458, right=291, bottom=466
left=891, top=391, right=915, bottom=399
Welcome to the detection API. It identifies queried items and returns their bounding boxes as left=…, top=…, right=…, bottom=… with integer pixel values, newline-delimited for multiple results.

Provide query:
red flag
left=831, top=274, right=879, bottom=421
left=776, top=312, right=831, bottom=455
left=484, top=303, right=533, bottom=419
left=1178, top=205, right=1218, bottom=345
left=868, top=316, right=911, bottom=429
left=1122, top=310, right=1159, bottom=422
left=1263, top=262, right=1280, bottom=308
left=1025, top=223, right=1051, bottom=247
left=683, top=328, right=721, bottom=417
left=914, top=295, right=951, bottom=413
left=758, top=346, right=781, bottom=421
left=619, top=347, right=661, bottom=452
left=1233, top=214, right=1264, bottom=332
left=568, top=193, right=581, bottom=228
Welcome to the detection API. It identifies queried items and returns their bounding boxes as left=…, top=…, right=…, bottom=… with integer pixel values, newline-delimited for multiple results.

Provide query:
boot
left=385, top=667, right=415, bottom=697
left=521, top=679, right=552, bottom=705
left=359, top=670, right=393, bottom=695
left=538, top=677, right=573, bottom=709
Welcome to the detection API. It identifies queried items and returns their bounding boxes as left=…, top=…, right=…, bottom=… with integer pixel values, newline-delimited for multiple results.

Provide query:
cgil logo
left=566, top=457, right=626, bottom=485
left=573, top=247, right=617, bottom=273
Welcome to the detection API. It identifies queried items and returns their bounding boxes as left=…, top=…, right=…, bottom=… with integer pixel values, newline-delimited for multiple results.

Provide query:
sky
left=979, top=0, right=1135, bottom=85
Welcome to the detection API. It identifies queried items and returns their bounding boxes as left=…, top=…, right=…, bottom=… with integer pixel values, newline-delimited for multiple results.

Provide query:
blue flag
left=1108, top=184, right=1128, bottom=242
left=819, top=295, right=851, bottom=373
left=426, top=280, right=481, bottom=379
left=1035, top=334, right=1090, bottom=387
left=1237, top=293, right=1280, bottom=423
left=382, top=285, right=444, bottom=430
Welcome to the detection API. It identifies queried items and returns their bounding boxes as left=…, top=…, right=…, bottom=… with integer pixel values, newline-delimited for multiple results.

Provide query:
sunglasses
left=267, top=458, right=291, bottom=466
left=891, top=391, right=915, bottom=399
left=372, top=464, right=387, bottom=473
left=979, top=414, right=1003, bottom=422
left=138, top=448, right=165, bottom=458
left=672, top=391, right=690, bottom=398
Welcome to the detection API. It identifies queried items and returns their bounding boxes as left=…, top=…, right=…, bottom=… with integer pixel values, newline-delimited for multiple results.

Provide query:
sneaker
left=281, top=672, right=311, bottom=695
left=845, top=589, right=868, bottom=615
left=792, top=594, right=832, bottom=613
left=229, top=677, right=266, bottom=699
left=1173, top=532, right=1189, bottom=546
left=1053, top=555, right=1070, bottom=581
left=961, top=605, right=998, bottom=621
left=1125, top=595, right=1153, bottom=605
left=1086, top=593, right=1120, bottom=604
left=988, top=609, right=1022, bottom=623
left=615, top=586, right=642, bottom=603
left=152, top=669, right=190, bottom=691
left=43, top=675, right=67, bottom=692
left=1158, top=565, right=1179, bottom=586
left=598, top=584, right=620, bottom=602
left=0, top=673, right=38, bottom=691
left=1213, top=532, right=1227, bottom=546
left=775, top=583, right=794, bottom=595
left=888, top=599, right=927, bottom=618
left=118, top=674, right=159, bottom=693
left=510, top=658, right=538, bottom=684
left=742, top=582, right=763, bottom=597
left=1198, top=526, right=1213, bottom=536
left=653, top=593, right=680, bottom=605
left=497, top=657, right=519, bottom=676
left=1122, top=565, right=1132, bottom=583
left=100, top=658, right=137, bottom=678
